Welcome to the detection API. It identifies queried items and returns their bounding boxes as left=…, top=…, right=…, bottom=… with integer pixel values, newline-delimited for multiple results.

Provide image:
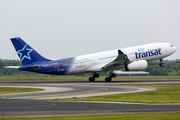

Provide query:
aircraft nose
left=174, top=46, right=177, bottom=52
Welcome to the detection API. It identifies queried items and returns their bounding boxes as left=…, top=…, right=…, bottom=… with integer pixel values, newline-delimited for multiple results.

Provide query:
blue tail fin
left=11, top=37, right=51, bottom=65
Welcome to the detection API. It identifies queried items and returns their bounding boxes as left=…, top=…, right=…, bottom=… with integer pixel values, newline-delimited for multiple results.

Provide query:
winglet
left=10, top=37, right=51, bottom=65
left=118, top=50, right=124, bottom=55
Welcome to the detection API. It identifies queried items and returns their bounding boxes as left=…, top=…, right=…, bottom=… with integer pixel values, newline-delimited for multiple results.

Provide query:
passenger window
left=170, top=45, right=173, bottom=47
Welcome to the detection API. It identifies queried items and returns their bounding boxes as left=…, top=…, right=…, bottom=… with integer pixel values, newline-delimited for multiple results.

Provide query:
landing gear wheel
left=159, top=63, right=164, bottom=67
left=110, top=73, right=116, bottom=78
left=93, top=73, right=99, bottom=78
left=105, top=77, right=112, bottom=82
left=89, top=77, right=95, bottom=82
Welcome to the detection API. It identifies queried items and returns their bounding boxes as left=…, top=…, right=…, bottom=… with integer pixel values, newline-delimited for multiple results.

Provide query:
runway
left=0, top=79, right=180, bottom=117
left=1, top=99, right=180, bottom=117
left=0, top=80, right=154, bottom=99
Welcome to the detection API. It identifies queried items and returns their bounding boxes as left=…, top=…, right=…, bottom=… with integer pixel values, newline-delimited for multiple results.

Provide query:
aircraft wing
left=101, top=50, right=130, bottom=70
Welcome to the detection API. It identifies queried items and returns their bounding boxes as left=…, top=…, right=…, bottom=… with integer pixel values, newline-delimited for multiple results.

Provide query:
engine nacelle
left=125, top=60, right=148, bottom=71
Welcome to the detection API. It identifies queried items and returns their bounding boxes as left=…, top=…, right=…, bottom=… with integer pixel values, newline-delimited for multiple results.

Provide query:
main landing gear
left=105, top=72, right=116, bottom=82
left=159, top=59, right=164, bottom=67
left=89, top=72, right=117, bottom=82
left=89, top=73, right=99, bottom=82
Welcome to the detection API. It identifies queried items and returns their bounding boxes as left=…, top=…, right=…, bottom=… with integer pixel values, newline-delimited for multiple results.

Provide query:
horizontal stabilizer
left=25, top=65, right=41, bottom=71
left=3, top=66, right=20, bottom=69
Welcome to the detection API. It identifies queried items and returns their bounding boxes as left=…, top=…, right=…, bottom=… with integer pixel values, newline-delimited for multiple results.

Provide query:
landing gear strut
left=105, top=72, right=116, bottom=82
left=159, top=59, right=164, bottom=67
left=89, top=73, right=99, bottom=82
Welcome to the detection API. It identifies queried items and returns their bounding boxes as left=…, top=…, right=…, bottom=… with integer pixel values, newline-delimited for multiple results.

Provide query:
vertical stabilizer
left=11, top=37, right=51, bottom=65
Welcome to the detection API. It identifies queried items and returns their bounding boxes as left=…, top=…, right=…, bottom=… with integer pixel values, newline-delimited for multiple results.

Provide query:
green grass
left=0, top=76, right=179, bottom=80
left=120, top=83, right=180, bottom=86
left=55, top=87, right=180, bottom=103
left=0, top=112, right=180, bottom=120
left=0, top=87, right=43, bottom=94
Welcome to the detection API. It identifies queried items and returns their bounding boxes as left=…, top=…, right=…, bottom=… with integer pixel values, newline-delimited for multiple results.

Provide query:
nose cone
left=173, top=46, right=177, bottom=52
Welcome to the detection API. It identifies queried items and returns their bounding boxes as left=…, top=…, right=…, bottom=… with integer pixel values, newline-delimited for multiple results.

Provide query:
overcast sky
left=1, top=0, right=180, bottom=60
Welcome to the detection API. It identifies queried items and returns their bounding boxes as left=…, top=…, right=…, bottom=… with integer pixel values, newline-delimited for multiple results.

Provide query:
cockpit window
left=170, top=45, right=173, bottom=47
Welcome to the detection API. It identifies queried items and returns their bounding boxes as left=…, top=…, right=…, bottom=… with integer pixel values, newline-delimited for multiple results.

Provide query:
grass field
left=0, top=76, right=180, bottom=80
left=120, top=83, right=180, bottom=86
left=0, top=87, right=43, bottom=94
left=55, top=83, right=180, bottom=103
left=0, top=112, right=180, bottom=120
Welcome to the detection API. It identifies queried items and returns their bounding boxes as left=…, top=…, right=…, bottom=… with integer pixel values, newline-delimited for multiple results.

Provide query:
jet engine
left=125, top=60, right=148, bottom=71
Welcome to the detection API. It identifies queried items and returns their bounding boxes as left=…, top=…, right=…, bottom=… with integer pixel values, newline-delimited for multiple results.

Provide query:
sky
left=1, top=0, right=180, bottom=60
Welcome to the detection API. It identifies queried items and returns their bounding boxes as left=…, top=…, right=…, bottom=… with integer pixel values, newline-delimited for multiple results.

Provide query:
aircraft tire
left=89, top=77, right=95, bottom=82
left=159, top=63, right=164, bottom=67
left=110, top=73, right=116, bottom=78
left=105, top=77, right=112, bottom=82
left=93, top=73, right=100, bottom=78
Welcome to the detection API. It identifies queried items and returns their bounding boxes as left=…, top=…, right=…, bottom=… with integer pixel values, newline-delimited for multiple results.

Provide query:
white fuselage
left=10, top=37, right=177, bottom=81
left=66, top=43, right=177, bottom=75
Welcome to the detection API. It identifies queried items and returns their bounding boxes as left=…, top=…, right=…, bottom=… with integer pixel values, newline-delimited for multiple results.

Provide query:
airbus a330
left=5, top=37, right=177, bottom=82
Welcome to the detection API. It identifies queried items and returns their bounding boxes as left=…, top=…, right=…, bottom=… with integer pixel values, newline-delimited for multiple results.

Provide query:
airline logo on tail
left=11, top=37, right=51, bottom=65
left=17, top=44, right=33, bottom=61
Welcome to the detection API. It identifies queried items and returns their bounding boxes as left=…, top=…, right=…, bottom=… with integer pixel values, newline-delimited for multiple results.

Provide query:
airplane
left=4, top=37, right=177, bottom=82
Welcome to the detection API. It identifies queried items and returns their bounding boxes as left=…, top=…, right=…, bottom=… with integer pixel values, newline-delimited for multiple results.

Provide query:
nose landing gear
left=159, top=59, right=164, bottom=67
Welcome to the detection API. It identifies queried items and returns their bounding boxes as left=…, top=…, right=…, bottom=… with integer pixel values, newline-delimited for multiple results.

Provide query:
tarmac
left=0, top=79, right=180, bottom=117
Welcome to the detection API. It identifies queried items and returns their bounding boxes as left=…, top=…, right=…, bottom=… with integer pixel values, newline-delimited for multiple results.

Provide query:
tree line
left=0, top=59, right=23, bottom=76
left=145, top=60, right=180, bottom=76
left=0, top=59, right=180, bottom=76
